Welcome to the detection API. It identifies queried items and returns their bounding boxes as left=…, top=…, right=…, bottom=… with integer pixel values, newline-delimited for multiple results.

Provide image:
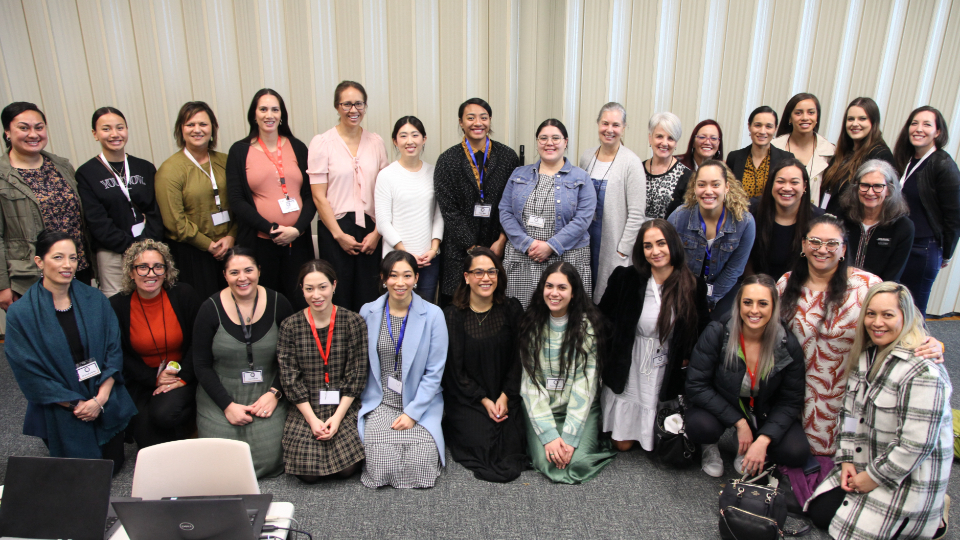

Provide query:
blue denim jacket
left=499, top=159, right=597, bottom=256
left=667, top=204, right=755, bottom=306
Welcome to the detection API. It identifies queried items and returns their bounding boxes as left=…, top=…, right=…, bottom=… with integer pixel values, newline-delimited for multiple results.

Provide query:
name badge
left=279, top=198, right=300, bottom=214
left=76, top=360, right=101, bottom=382
left=877, top=237, right=891, bottom=246
left=706, top=283, right=714, bottom=297
left=212, top=211, right=231, bottom=226
left=387, top=376, right=403, bottom=394
left=474, top=204, right=492, bottom=218
left=545, top=377, right=565, bottom=391
left=319, top=389, right=341, bottom=405
left=131, top=221, right=146, bottom=237
left=652, top=348, right=668, bottom=367
left=241, top=370, right=264, bottom=384
left=843, top=415, right=859, bottom=434
left=527, top=216, right=545, bottom=228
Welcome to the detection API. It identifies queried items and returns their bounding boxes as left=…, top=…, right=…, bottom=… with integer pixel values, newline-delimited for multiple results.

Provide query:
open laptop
left=113, top=494, right=272, bottom=540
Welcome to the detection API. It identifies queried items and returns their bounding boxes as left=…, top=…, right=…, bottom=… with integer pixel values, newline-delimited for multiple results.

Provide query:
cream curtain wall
left=2, top=0, right=960, bottom=314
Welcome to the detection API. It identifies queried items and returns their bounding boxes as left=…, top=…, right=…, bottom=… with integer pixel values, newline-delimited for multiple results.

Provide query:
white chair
left=130, top=438, right=260, bottom=500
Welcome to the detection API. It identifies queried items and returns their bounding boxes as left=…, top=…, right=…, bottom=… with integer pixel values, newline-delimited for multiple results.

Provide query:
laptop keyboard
left=104, top=516, right=118, bottom=532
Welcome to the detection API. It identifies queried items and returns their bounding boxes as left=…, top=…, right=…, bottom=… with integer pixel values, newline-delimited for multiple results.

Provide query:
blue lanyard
left=465, top=137, right=490, bottom=201
left=698, top=206, right=725, bottom=278
left=385, top=300, right=410, bottom=372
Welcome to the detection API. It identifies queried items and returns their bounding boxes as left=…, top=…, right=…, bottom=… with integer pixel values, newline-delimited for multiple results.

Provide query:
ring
left=549, top=453, right=555, bottom=456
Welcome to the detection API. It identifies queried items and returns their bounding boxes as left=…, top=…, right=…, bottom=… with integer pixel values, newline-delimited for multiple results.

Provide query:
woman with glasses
left=840, top=160, right=914, bottom=282
left=308, top=81, right=388, bottom=312
left=678, top=120, right=723, bottom=172
left=500, top=119, right=596, bottom=308
left=441, top=247, right=527, bottom=483
left=725, top=106, right=794, bottom=197
left=109, top=239, right=201, bottom=449
left=643, top=112, right=691, bottom=220
left=771, top=93, right=835, bottom=203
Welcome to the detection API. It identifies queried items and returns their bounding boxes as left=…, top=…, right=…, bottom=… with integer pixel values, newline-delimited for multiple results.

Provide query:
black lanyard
left=231, top=289, right=260, bottom=370
left=137, top=290, right=168, bottom=360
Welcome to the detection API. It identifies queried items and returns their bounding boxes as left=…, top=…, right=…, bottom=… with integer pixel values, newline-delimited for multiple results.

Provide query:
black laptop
left=113, top=494, right=273, bottom=540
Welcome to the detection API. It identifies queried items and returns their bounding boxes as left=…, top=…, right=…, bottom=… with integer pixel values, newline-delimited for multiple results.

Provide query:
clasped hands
left=840, top=463, right=878, bottom=494
left=481, top=393, right=510, bottom=423
left=224, top=391, right=280, bottom=426
left=544, top=437, right=574, bottom=469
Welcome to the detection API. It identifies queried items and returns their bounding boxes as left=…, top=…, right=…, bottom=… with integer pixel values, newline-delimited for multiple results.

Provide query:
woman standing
left=434, top=98, right=519, bottom=305
left=725, top=106, right=794, bottom=197
left=678, top=120, right=723, bottom=172
left=519, top=262, right=615, bottom=484
left=442, top=247, right=527, bottom=482
left=358, top=251, right=447, bottom=489
left=772, top=93, right=835, bottom=202
left=500, top=119, right=596, bottom=308
left=76, top=107, right=163, bottom=297
left=226, top=89, right=316, bottom=310
left=6, top=231, right=136, bottom=472
left=578, top=102, right=646, bottom=301
left=598, top=219, right=707, bottom=452
left=155, top=101, right=237, bottom=300
left=892, top=106, right=960, bottom=317
left=308, top=81, right=389, bottom=312
left=277, top=259, right=367, bottom=482
left=375, top=116, right=443, bottom=303
left=0, top=102, right=94, bottom=308
left=643, top=112, right=691, bottom=219
left=193, top=248, right=292, bottom=478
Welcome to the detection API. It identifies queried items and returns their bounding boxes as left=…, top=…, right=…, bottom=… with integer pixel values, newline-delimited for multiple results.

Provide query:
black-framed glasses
left=134, top=263, right=166, bottom=276
left=804, top=237, right=843, bottom=252
left=468, top=268, right=498, bottom=278
left=338, top=101, right=366, bottom=111
left=857, top=182, right=887, bottom=193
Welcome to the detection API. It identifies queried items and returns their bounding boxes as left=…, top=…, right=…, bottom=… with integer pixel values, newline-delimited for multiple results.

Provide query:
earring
left=800, top=252, right=806, bottom=257
left=839, top=256, right=844, bottom=262
left=414, top=283, right=418, bottom=289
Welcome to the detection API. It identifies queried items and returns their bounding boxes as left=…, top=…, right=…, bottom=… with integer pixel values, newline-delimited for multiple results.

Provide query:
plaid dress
left=277, top=308, right=368, bottom=476
left=807, top=347, right=953, bottom=539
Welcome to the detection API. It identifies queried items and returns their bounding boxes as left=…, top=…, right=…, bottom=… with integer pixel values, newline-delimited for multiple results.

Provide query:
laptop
left=0, top=456, right=114, bottom=540
left=113, top=494, right=272, bottom=540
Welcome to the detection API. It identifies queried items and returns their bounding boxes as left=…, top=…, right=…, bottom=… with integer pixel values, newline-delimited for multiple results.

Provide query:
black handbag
left=718, top=467, right=787, bottom=540
left=654, top=395, right=699, bottom=468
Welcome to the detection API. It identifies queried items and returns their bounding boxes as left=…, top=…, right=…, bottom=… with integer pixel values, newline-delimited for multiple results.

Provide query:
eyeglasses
left=537, top=135, right=564, bottom=145
left=338, top=101, right=366, bottom=111
left=804, top=238, right=843, bottom=252
left=468, top=268, right=498, bottom=278
left=857, top=182, right=887, bottom=193
left=695, top=135, right=720, bottom=143
left=134, top=263, right=167, bottom=276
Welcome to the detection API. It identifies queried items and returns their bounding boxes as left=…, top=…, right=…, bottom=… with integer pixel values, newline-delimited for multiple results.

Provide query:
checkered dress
left=503, top=173, right=592, bottom=309
left=360, top=311, right=441, bottom=488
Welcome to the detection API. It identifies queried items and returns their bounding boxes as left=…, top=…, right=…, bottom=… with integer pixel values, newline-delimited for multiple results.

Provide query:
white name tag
left=545, top=377, right=565, bottom=391
left=652, top=349, right=668, bottom=367
left=527, top=216, right=545, bottom=228
left=319, top=389, right=341, bottom=405
left=387, top=376, right=403, bottom=394
left=241, top=370, right=264, bottom=384
left=474, top=204, right=492, bottom=218
left=212, top=211, right=230, bottom=226
left=131, top=221, right=146, bottom=237
left=706, top=283, right=714, bottom=297
left=843, top=415, right=859, bottom=434
left=76, top=360, right=101, bottom=382
left=278, top=198, right=300, bottom=214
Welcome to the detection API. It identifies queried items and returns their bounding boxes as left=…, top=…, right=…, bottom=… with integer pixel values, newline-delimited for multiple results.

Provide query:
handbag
left=654, top=395, right=699, bottom=468
left=718, top=467, right=787, bottom=540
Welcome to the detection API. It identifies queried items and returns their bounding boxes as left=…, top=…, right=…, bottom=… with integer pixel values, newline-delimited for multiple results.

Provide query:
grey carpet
left=1, top=322, right=959, bottom=539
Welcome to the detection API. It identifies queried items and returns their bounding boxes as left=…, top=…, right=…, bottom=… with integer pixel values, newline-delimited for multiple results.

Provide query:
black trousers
left=316, top=212, right=382, bottom=312
left=128, top=382, right=196, bottom=450
left=684, top=405, right=810, bottom=467
left=168, top=240, right=226, bottom=301
left=254, top=235, right=314, bottom=310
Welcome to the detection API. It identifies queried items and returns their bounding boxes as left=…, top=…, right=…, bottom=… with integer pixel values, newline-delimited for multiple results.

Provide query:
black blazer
left=109, top=282, right=202, bottom=390
left=597, top=265, right=709, bottom=401
left=912, top=150, right=960, bottom=260
left=845, top=216, right=914, bottom=282
left=822, top=144, right=896, bottom=216
left=725, top=145, right=795, bottom=182
left=225, top=136, right=316, bottom=249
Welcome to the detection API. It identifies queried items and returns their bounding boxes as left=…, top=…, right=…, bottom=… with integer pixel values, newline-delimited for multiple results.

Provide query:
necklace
left=109, top=161, right=125, bottom=178
left=470, top=304, right=492, bottom=326
left=55, top=302, right=72, bottom=313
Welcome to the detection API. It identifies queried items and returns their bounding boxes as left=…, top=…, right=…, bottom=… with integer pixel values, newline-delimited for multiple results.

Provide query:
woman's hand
left=270, top=225, right=299, bottom=245
left=360, top=229, right=381, bottom=255
left=335, top=232, right=362, bottom=255
left=735, top=419, right=754, bottom=456
left=318, top=415, right=343, bottom=441
left=742, top=435, right=770, bottom=475
left=156, top=368, right=180, bottom=386
left=915, top=337, right=945, bottom=364
left=153, top=379, right=185, bottom=396
left=490, top=234, right=506, bottom=258
left=0, top=288, right=19, bottom=311
left=494, top=393, right=509, bottom=418
left=391, top=413, right=415, bottom=430
left=480, top=397, right=507, bottom=423
left=544, top=437, right=574, bottom=469
left=307, top=416, right=326, bottom=439
left=839, top=463, right=858, bottom=492
left=249, top=391, right=280, bottom=419
left=224, top=403, right=253, bottom=426
left=527, top=240, right=552, bottom=263
left=415, top=250, right=438, bottom=268
left=73, top=399, right=103, bottom=422
left=847, top=470, right=878, bottom=494
left=208, top=236, right=235, bottom=260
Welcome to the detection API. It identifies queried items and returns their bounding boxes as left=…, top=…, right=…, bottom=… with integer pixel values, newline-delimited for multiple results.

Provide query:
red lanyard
left=740, top=333, right=757, bottom=408
left=257, top=137, right=289, bottom=200
left=307, top=306, right=337, bottom=385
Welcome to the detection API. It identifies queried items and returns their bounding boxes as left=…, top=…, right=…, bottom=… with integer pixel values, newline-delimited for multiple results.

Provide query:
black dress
left=441, top=298, right=527, bottom=482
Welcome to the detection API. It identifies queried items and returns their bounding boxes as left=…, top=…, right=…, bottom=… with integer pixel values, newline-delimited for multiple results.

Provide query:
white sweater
left=374, top=160, right=444, bottom=258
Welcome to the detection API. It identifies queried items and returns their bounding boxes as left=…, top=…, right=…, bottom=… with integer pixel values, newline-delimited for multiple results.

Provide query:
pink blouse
left=306, top=127, right=388, bottom=227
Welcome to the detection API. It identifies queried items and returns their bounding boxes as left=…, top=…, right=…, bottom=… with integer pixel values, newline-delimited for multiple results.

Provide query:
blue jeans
left=900, top=236, right=942, bottom=318
left=416, top=259, right=441, bottom=304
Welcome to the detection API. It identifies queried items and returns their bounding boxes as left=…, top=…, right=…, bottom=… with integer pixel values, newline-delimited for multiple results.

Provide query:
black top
left=55, top=305, right=85, bottom=366
left=903, top=157, right=933, bottom=238
left=821, top=144, right=896, bottom=216
left=725, top=144, right=795, bottom=181
left=845, top=216, right=915, bottom=282
left=748, top=197, right=825, bottom=280
left=903, top=150, right=960, bottom=259
left=75, top=154, right=164, bottom=253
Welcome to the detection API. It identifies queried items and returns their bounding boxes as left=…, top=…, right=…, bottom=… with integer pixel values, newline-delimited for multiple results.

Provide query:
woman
left=819, top=97, right=897, bottom=216
left=0, top=102, right=94, bottom=309
left=840, top=160, right=914, bottom=282
left=442, top=247, right=527, bottom=482
left=192, top=247, right=292, bottom=478
left=76, top=107, right=164, bottom=297
left=643, top=112, right=692, bottom=219
left=686, top=274, right=809, bottom=478
left=155, top=101, right=237, bottom=300
left=226, top=89, right=316, bottom=310
left=893, top=105, right=960, bottom=317
left=667, top=160, right=755, bottom=317
left=5, top=231, right=136, bottom=472
left=806, top=283, right=952, bottom=540
left=375, top=116, right=443, bottom=303
left=772, top=93, right=836, bottom=202
left=434, top=98, right=520, bottom=305
left=307, top=81, right=389, bottom=312
left=357, top=250, right=448, bottom=488
left=578, top=102, right=646, bottom=301
left=109, top=239, right=201, bottom=449
left=678, top=119, right=723, bottom=172
left=598, top=219, right=708, bottom=452
left=277, top=259, right=367, bottom=482
left=519, top=262, right=616, bottom=484
left=725, top=106, right=795, bottom=197
left=500, top=119, right=596, bottom=308
left=747, top=158, right=823, bottom=280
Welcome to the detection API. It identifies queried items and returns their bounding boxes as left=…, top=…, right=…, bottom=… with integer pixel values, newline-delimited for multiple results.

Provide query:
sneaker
left=701, top=443, right=723, bottom=477
left=934, top=494, right=950, bottom=540
left=733, top=454, right=745, bottom=475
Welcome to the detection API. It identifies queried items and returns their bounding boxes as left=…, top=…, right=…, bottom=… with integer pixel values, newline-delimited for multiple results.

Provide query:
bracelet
left=91, top=397, right=105, bottom=414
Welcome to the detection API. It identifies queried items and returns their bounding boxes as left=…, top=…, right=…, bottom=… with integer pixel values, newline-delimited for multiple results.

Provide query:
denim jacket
left=667, top=204, right=755, bottom=306
left=499, top=159, right=597, bottom=256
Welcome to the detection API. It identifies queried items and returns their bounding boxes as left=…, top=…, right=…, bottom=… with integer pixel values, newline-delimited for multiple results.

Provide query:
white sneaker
left=733, top=454, right=745, bottom=475
left=702, top=443, right=723, bottom=477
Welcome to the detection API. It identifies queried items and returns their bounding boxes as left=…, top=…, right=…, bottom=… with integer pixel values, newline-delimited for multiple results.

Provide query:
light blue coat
left=357, top=293, right=448, bottom=464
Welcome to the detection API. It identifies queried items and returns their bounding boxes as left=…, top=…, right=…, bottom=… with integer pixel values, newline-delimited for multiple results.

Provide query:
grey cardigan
left=579, top=145, right=646, bottom=302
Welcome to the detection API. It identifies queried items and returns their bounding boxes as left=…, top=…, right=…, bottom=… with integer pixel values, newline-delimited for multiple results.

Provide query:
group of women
left=1, top=85, right=957, bottom=538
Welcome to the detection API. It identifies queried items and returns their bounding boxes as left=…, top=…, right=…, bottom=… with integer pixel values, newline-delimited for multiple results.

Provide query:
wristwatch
left=269, top=387, right=283, bottom=400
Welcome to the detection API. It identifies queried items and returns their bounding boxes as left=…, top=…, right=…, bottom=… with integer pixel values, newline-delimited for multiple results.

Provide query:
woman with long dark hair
left=771, top=93, right=835, bottom=202
left=678, top=119, right=723, bottom=172
left=725, top=105, right=794, bottom=197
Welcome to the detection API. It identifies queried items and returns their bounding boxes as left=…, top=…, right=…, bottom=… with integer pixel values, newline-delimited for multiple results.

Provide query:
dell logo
left=179, top=522, right=195, bottom=531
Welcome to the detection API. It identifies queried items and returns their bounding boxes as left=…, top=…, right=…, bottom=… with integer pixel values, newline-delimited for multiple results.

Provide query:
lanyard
left=698, top=206, right=725, bottom=278
left=307, top=306, right=337, bottom=385
left=257, top=137, right=290, bottom=200
left=465, top=137, right=490, bottom=201
left=137, top=290, right=169, bottom=360
left=900, top=146, right=935, bottom=187
left=183, top=149, right=223, bottom=212
left=231, top=289, right=260, bottom=370
left=97, top=153, right=137, bottom=219
left=385, top=300, right=410, bottom=372
left=740, top=333, right=758, bottom=408
left=586, top=144, right=620, bottom=193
